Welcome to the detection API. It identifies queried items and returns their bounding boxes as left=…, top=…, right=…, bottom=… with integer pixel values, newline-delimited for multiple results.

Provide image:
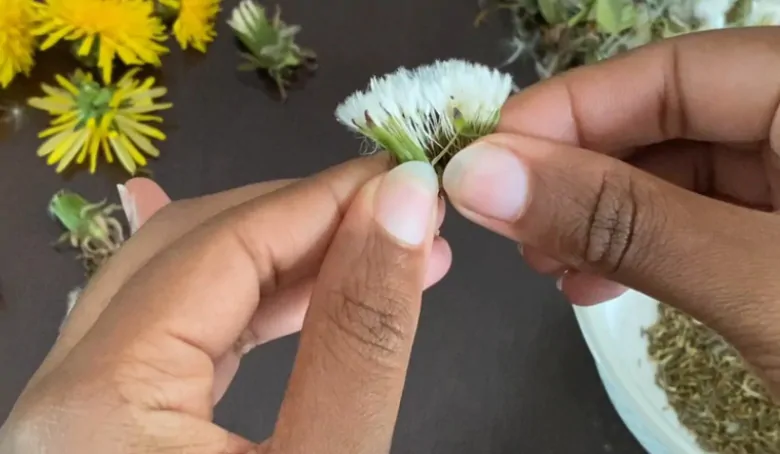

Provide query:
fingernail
left=517, top=243, right=524, bottom=256
left=442, top=143, right=530, bottom=222
left=375, top=161, right=438, bottom=246
left=117, top=184, right=139, bottom=234
left=555, top=276, right=564, bottom=291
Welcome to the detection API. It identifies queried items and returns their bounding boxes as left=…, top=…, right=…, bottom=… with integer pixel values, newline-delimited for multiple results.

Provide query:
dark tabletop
left=0, top=0, right=645, bottom=452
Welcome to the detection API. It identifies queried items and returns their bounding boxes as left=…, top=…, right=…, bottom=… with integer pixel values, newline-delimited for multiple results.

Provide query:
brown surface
left=0, top=0, right=645, bottom=452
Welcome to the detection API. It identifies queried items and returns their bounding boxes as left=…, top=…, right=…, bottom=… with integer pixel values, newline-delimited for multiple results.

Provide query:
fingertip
left=559, top=271, right=628, bottom=306
left=123, top=177, right=172, bottom=231
left=424, top=237, right=452, bottom=288
left=442, top=141, right=530, bottom=224
left=374, top=161, right=439, bottom=247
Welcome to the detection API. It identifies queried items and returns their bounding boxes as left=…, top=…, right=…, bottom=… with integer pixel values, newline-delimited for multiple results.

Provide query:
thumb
left=442, top=133, right=780, bottom=386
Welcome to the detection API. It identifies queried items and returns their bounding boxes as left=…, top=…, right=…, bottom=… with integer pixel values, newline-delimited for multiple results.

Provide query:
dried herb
left=49, top=189, right=125, bottom=277
left=477, top=0, right=776, bottom=79
left=228, top=0, right=317, bottom=101
left=644, top=303, right=780, bottom=453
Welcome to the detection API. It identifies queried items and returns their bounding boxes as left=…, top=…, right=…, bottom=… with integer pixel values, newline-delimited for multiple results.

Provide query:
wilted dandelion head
left=335, top=59, right=513, bottom=173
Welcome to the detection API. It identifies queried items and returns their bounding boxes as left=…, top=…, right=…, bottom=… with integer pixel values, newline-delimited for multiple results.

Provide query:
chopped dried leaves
left=644, top=303, right=780, bottom=453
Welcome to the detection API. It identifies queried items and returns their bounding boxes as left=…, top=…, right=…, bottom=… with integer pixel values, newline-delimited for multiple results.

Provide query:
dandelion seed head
left=335, top=59, right=513, bottom=163
left=693, top=0, right=735, bottom=29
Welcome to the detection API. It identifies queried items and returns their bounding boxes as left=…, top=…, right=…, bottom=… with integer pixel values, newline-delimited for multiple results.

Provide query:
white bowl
left=572, top=290, right=707, bottom=454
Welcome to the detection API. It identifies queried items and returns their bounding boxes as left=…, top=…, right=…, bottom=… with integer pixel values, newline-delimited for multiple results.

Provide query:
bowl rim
left=571, top=291, right=704, bottom=452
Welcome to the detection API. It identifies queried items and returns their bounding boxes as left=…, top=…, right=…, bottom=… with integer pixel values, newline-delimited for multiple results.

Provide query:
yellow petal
left=55, top=75, right=79, bottom=96
left=109, top=134, right=137, bottom=175
left=40, top=25, right=74, bottom=50
left=51, top=110, right=80, bottom=126
left=56, top=128, right=90, bottom=173
left=101, top=137, right=114, bottom=164
left=99, top=40, right=115, bottom=84
left=118, top=133, right=147, bottom=166
left=124, top=39, right=162, bottom=66
left=48, top=128, right=85, bottom=164
left=114, top=45, right=142, bottom=66
left=130, top=114, right=163, bottom=123
left=115, top=116, right=160, bottom=157
left=116, top=68, right=142, bottom=88
left=99, top=111, right=116, bottom=131
left=41, top=83, right=74, bottom=101
left=76, top=135, right=91, bottom=164
left=122, top=102, right=173, bottom=114
left=139, top=77, right=156, bottom=91
left=77, top=120, right=98, bottom=164
left=88, top=132, right=102, bottom=173
left=39, top=119, right=79, bottom=138
left=130, top=87, right=167, bottom=102
left=37, top=128, right=75, bottom=157
left=78, top=35, right=95, bottom=57
left=118, top=116, right=166, bottom=140
left=0, top=64, right=13, bottom=89
left=32, top=22, right=59, bottom=37
left=28, top=97, right=73, bottom=114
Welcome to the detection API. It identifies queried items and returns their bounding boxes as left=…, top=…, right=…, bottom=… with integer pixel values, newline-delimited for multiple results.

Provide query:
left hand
left=0, top=156, right=451, bottom=453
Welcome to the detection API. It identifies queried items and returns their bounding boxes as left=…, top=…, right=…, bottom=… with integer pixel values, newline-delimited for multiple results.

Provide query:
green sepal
left=366, top=119, right=428, bottom=164
left=595, top=0, right=634, bottom=35
left=537, top=0, right=562, bottom=24
left=49, top=190, right=90, bottom=234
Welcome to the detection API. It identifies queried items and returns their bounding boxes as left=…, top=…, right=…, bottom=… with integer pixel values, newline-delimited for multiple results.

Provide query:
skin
left=2, top=26, right=780, bottom=452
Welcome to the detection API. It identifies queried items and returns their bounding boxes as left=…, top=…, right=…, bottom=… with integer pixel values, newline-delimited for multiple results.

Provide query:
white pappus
left=335, top=59, right=513, bottom=166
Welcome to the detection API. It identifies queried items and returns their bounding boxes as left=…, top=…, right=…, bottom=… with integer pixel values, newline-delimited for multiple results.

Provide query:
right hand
left=442, top=27, right=780, bottom=395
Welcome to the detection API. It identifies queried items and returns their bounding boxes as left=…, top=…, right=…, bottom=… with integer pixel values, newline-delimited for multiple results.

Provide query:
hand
left=0, top=156, right=451, bottom=453
left=442, top=27, right=780, bottom=395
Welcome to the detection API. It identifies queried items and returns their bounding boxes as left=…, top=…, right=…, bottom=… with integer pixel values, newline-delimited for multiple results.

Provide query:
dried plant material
left=335, top=59, right=513, bottom=179
left=228, top=0, right=317, bottom=101
left=49, top=189, right=125, bottom=276
left=644, top=303, right=780, bottom=453
left=477, top=0, right=780, bottom=79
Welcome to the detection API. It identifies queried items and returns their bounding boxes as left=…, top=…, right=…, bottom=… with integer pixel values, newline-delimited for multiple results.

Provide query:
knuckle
left=326, top=283, right=415, bottom=360
left=578, top=166, right=640, bottom=274
left=324, top=238, right=417, bottom=362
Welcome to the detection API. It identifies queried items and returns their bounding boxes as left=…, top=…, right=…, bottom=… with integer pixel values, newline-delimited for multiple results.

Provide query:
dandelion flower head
left=161, top=0, right=221, bottom=52
left=33, top=0, right=168, bottom=83
left=0, top=0, right=38, bottom=88
left=28, top=69, right=172, bottom=175
left=335, top=59, right=512, bottom=170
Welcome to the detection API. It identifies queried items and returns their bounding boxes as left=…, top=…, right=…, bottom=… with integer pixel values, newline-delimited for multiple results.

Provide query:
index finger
left=500, top=27, right=780, bottom=154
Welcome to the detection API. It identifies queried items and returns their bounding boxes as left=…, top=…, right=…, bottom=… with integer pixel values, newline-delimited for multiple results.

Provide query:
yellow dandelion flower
left=0, top=0, right=38, bottom=88
left=33, top=0, right=169, bottom=84
left=28, top=69, right=172, bottom=175
left=161, top=0, right=221, bottom=52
